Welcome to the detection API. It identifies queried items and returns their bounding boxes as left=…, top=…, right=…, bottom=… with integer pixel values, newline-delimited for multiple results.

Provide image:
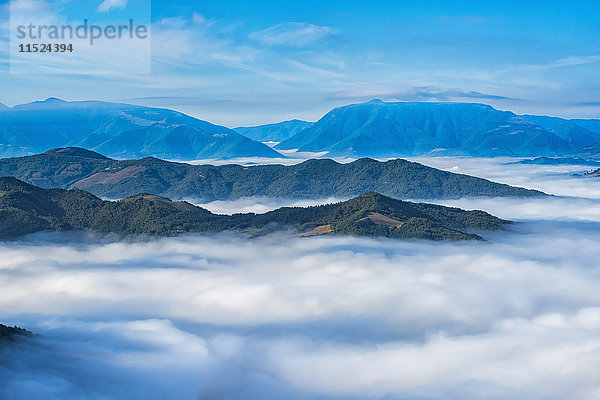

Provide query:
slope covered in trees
left=0, top=177, right=509, bottom=241
left=0, top=148, right=545, bottom=201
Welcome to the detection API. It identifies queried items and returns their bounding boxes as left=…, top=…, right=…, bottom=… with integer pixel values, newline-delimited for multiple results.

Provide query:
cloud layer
left=1, top=161, right=600, bottom=399
left=249, top=22, right=335, bottom=47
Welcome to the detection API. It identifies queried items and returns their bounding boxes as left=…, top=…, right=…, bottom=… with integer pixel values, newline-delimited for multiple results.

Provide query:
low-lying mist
left=189, top=157, right=600, bottom=216
left=409, top=156, right=600, bottom=199
left=192, top=196, right=343, bottom=215
left=1, top=159, right=600, bottom=400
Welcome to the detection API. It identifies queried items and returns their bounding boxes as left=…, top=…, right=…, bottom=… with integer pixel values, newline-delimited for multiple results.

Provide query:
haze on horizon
left=1, top=0, right=599, bottom=126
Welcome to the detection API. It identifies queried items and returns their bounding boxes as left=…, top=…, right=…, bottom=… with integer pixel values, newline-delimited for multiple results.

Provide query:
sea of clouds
left=1, top=159, right=600, bottom=400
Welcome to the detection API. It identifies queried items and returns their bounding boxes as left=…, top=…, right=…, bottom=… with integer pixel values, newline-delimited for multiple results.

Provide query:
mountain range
left=521, top=115, right=600, bottom=148
left=0, top=98, right=281, bottom=160
left=0, top=147, right=544, bottom=200
left=2, top=98, right=598, bottom=160
left=275, top=100, right=600, bottom=157
left=0, top=177, right=509, bottom=241
left=234, top=119, right=313, bottom=142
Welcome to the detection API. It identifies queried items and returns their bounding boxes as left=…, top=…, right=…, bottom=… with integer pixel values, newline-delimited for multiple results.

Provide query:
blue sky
left=0, top=0, right=599, bottom=126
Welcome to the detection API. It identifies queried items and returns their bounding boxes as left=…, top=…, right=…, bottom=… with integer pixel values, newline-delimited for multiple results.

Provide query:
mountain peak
left=42, top=97, right=66, bottom=103
left=0, top=99, right=284, bottom=160
left=0, top=176, right=38, bottom=193
left=340, top=192, right=399, bottom=211
left=356, top=190, right=384, bottom=197
left=43, top=147, right=110, bottom=160
left=277, top=101, right=573, bottom=157
left=353, top=191, right=391, bottom=202
left=122, top=193, right=201, bottom=212
left=351, top=157, right=380, bottom=165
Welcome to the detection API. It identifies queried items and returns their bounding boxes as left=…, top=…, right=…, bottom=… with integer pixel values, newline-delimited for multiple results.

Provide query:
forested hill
left=0, top=177, right=509, bottom=241
left=0, top=147, right=545, bottom=201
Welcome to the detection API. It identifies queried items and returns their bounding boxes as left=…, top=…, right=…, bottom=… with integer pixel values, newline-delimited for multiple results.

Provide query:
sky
left=0, top=0, right=599, bottom=126
left=3, top=159, right=600, bottom=399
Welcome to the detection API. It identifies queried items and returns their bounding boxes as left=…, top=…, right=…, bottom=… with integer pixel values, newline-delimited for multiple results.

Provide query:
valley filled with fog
left=2, top=159, right=600, bottom=400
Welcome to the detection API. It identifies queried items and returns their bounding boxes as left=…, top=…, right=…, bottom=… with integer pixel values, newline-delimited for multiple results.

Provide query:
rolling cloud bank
left=1, top=160, right=600, bottom=399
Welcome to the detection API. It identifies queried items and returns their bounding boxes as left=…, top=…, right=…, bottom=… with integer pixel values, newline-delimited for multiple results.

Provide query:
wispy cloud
left=547, top=55, right=600, bottom=68
left=150, top=15, right=260, bottom=67
left=249, top=22, right=335, bottom=47
left=191, top=12, right=206, bottom=25
left=501, top=54, right=600, bottom=74
left=2, top=3, right=599, bottom=124
left=327, top=86, right=515, bottom=102
left=97, top=0, right=128, bottom=12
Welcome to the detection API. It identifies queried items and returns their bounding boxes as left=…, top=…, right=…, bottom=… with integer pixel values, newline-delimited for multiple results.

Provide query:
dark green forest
left=0, top=147, right=544, bottom=201
left=0, top=177, right=509, bottom=241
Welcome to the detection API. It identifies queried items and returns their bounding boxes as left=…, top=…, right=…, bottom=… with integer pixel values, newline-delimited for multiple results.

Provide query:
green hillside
left=0, top=177, right=509, bottom=241
left=0, top=147, right=545, bottom=201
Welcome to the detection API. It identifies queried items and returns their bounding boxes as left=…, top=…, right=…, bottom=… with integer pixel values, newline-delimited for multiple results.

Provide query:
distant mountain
left=234, top=119, right=313, bottom=142
left=515, top=157, right=600, bottom=166
left=522, top=115, right=600, bottom=148
left=572, top=143, right=600, bottom=159
left=571, top=119, right=600, bottom=134
left=0, top=103, right=8, bottom=111
left=0, top=177, right=509, bottom=241
left=0, top=99, right=282, bottom=160
left=0, top=147, right=545, bottom=200
left=276, top=100, right=574, bottom=157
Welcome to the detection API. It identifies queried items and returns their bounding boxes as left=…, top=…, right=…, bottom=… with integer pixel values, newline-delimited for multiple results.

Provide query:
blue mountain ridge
left=521, top=115, right=600, bottom=148
left=3, top=98, right=600, bottom=160
left=234, top=119, right=314, bottom=142
left=0, top=98, right=282, bottom=160
left=275, top=100, right=600, bottom=157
